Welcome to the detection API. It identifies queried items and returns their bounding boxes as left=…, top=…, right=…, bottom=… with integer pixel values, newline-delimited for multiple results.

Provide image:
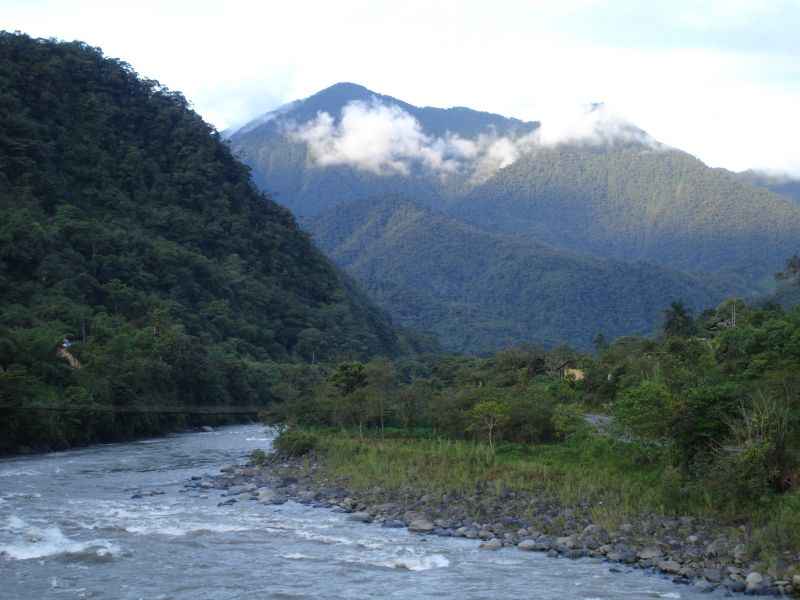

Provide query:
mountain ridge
left=306, top=196, right=730, bottom=352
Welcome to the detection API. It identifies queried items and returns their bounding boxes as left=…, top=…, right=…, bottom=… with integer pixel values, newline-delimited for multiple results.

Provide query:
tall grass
left=309, top=430, right=800, bottom=560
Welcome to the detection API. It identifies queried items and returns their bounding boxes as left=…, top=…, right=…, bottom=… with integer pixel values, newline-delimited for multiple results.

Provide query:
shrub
left=273, top=429, right=319, bottom=457
left=250, top=448, right=268, bottom=466
left=613, top=380, right=674, bottom=440
left=706, top=394, right=798, bottom=509
left=552, top=403, right=589, bottom=440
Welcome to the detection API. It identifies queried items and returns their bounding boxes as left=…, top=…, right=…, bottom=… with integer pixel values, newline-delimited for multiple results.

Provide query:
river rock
left=479, top=538, right=503, bottom=550
left=518, top=539, right=539, bottom=551
left=257, top=489, right=276, bottom=503
left=556, top=534, right=577, bottom=549
left=745, top=571, right=763, bottom=593
left=658, top=560, right=682, bottom=575
left=201, top=426, right=214, bottom=432
left=726, top=578, right=746, bottom=593
left=381, top=519, right=405, bottom=528
left=348, top=512, right=372, bottom=523
left=637, top=546, right=663, bottom=560
left=408, top=518, right=435, bottom=533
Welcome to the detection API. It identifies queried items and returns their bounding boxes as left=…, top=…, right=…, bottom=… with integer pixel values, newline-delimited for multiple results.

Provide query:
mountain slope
left=0, top=34, right=401, bottom=452
left=306, top=197, right=728, bottom=352
left=227, top=82, right=538, bottom=216
left=737, top=170, right=800, bottom=204
left=229, top=83, right=800, bottom=287
left=451, top=145, right=800, bottom=282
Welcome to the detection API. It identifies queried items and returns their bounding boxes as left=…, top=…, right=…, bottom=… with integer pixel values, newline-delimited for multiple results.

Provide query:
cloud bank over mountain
left=289, top=99, right=659, bottom=178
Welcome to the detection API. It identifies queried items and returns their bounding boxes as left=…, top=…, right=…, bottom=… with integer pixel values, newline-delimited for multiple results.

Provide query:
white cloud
left=532, top=102, right=658, bottom=148
left=290, top=100, right=462, bottom=175
left=4, top=0, right=799, bottom=175
left=288, top=99, right=661, bottom=179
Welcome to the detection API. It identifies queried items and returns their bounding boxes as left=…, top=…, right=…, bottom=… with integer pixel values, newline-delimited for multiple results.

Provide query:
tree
left=467, top=400, right=511, bottom=450
left=663, top=301, right=696, bottom=338
left=776, top=254, right=800, bottom=283
left=329, top=362, right=367, bottom=396
left=593, top=333, right=608, bottom=353
left=365, top=358, right=395, bottom=435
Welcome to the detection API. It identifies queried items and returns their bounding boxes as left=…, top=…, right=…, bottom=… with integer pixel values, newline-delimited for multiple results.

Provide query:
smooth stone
left=518, top=539, right=538, bottom=551
left=348, top=511, right=372, bottom=523
left=658, top=560, right=682, bottom=575
left=637, top=546, right=663, bottom=560
left=556, top=535, right=577, bottom=549
left=745, top=571, right=763, bottom=593
left=479, top=538, right=503, bottom=550
left=381, top=519, right=405, bottom=528
left=408, top=518, right=435, bottom=533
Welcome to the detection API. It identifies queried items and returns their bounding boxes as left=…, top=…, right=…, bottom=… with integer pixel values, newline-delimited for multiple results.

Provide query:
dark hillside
left=0, top=33, right=400, bottom=452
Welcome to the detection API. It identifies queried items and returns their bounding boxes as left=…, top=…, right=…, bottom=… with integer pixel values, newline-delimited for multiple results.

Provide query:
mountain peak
left=310, top=81, right=375, bottom=99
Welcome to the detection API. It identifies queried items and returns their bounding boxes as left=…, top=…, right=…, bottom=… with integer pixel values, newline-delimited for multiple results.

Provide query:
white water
left=0, top=425, right=745, bottom=599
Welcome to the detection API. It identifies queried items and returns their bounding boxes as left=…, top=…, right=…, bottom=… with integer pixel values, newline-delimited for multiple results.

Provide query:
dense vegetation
left=229, top=82, right=800, bottom=292
left=454, top=146, right=800, bottom=284
left=738, top=170, right=800, bottom=204
left=307, top=196, right=727, bottom=352
left=0, top=34, right=418, bottom=454
left=267, top=290, right=800, bottom=560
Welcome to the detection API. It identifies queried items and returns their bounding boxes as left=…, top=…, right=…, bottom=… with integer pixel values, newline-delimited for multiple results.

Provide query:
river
left=0, top=425, right=743, bottom=599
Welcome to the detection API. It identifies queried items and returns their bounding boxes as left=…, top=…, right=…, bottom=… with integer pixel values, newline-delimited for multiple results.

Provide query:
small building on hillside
left=555, top=360, right=584, bottom=381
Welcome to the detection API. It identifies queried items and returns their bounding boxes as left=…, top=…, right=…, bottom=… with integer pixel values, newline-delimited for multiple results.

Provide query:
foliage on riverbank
left=277, top=428, right=800, bottom=570
left=268, top=293, right=800, bottom=561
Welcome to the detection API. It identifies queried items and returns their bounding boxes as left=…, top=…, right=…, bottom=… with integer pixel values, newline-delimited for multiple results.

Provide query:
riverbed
left=0, top=425, right=745, bottom=599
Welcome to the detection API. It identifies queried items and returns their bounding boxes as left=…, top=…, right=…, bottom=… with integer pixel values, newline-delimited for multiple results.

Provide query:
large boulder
left=745, top=572, right=764, bottom=594
left=408, top=518, right=435, bottom=533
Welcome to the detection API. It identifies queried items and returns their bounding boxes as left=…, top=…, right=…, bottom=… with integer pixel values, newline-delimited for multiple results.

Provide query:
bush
left=613, top=380, right=674, bottom=440
left=552, top=403, right=589, bottom=440
left=273, top=429, right=319, bottom=457
left=250, top=448, right=268, bottom=466
left=706, top=394, right=798, bottom=509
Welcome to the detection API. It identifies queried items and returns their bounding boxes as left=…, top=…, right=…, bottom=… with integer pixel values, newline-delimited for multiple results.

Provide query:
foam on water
left=0, top=468, right=41, bottom=477
left=124, top=521, right=250, bottom=536
left=0, top=517, right=120, bottom=561
left=295, top=530, right=353, bottom=545
left=376, top=553, right=451, bottom=571
left=281, top=552, right=313, bottom=560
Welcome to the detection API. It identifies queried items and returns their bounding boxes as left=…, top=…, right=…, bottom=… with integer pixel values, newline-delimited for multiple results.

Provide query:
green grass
left=306, top=430, right=800, bottom=559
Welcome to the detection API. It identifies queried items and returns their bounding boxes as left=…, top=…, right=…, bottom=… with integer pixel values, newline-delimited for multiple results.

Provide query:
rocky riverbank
left=183, top=451, right=800, bottom=597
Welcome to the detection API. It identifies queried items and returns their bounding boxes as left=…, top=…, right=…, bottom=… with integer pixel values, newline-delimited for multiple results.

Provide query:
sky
left=4, top=0, right=800, bottom=175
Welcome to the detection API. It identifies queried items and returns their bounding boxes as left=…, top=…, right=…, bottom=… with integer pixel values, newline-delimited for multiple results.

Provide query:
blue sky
left=4, top=0, right=799, bottom=175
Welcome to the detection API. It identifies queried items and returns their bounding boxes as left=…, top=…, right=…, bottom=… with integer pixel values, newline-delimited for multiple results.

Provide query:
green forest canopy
left=0, top=32, right=418, bottom=453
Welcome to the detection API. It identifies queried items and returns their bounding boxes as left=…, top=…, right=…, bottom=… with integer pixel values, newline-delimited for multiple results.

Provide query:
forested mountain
left=737, top=170, right=800, bottom=203
left=306, top=197, right=727, bottom=353
left=452, top=146, right=800, bottom=282
left=0, top=34, right=407, bottom=453
left=228, top=83, right=800, bottom=289
left=227, top=82, right=538, bottom=216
